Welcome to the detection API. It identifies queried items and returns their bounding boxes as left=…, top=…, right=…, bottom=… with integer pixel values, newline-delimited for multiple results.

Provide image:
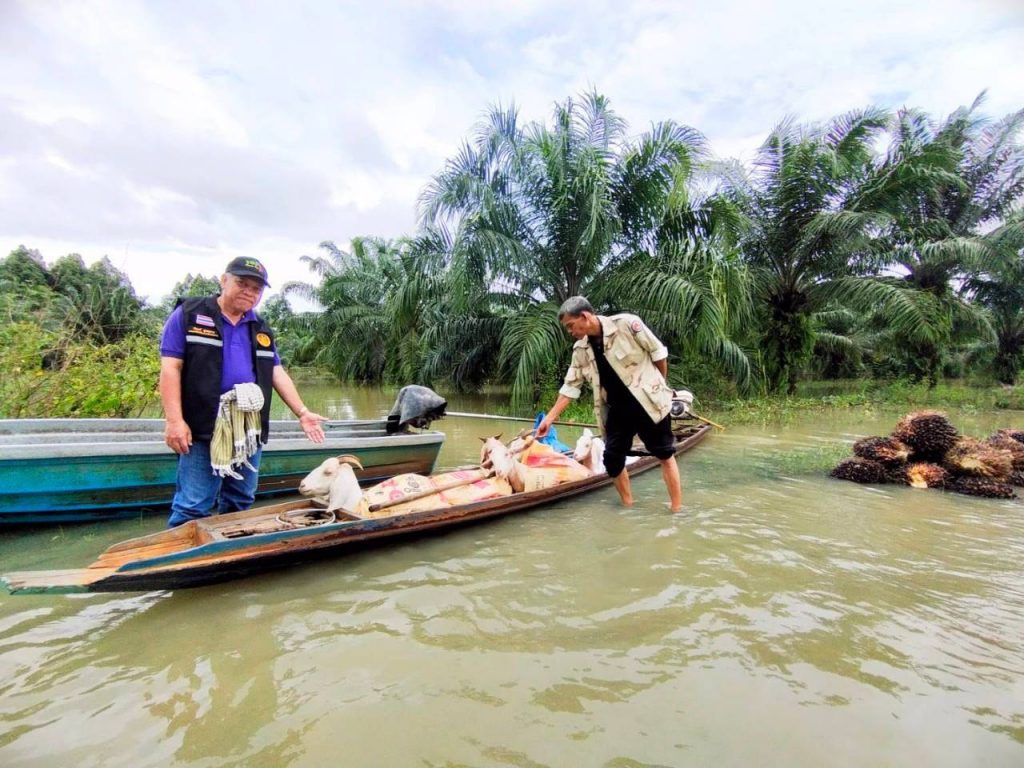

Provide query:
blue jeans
left=167, top=441, right=263, bottom=527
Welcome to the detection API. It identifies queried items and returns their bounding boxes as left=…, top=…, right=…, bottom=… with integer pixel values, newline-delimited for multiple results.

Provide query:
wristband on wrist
left=297, top=406, right=309, bottom=418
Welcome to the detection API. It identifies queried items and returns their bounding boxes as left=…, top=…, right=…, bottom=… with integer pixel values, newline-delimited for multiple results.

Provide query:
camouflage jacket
left=558, top=313, right=674, bottom=430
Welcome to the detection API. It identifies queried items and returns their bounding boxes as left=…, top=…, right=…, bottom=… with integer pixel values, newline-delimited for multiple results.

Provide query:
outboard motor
left=386, top=385, right=448, bottom=433
left=670, top=389, right=694, bottom=419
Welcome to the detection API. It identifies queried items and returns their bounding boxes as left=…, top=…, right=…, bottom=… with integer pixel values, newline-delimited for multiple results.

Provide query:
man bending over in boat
left=159, top=257, right=326, bottom=527
left=535, top=296, right=683, bottom=513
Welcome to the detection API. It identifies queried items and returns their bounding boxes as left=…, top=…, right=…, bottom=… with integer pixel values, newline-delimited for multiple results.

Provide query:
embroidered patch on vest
left=256, top=332, right=272, bottom=347
left=630, top=320, right=641, bottom=333
left=195, top=313, right=215, bottom=327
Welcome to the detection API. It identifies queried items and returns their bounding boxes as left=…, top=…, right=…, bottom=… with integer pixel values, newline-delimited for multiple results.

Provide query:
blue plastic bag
left=533, top=412, right=571, bottom=453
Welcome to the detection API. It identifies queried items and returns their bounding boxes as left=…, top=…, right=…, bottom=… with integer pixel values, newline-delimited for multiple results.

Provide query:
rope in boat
left=211, top=383, right=264, bottom=479
left=275, top=508, right=337, bottom=527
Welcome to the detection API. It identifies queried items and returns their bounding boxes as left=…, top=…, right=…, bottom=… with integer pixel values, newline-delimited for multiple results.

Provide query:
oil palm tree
left=725, top=107, right=979, bottom=393
left=284, top=237, right=443, bottom=384
left=964, top=212, right=1024, bottom=384
left=420, top=91, right=751, bottom=404
left=858, top=98, right=1024, bottom=383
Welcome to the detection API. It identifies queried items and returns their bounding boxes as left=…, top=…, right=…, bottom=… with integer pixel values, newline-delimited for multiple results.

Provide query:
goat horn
left=336, top=454, right=363, bottom=469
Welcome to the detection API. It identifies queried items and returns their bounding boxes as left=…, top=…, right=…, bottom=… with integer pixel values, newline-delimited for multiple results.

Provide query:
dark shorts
left=603, top=401, right=676, bottom=477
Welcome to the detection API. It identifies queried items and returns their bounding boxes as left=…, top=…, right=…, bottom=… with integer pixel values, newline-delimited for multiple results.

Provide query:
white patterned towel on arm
left=210, top=383, right=265, bottom=479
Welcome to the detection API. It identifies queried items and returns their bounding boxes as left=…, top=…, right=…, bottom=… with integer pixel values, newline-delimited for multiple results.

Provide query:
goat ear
left=479, top=436, right=487, bottom=443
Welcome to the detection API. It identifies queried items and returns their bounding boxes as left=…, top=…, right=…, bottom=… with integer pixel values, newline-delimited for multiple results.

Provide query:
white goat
left=480, top=435, right=591, bottom=493
left=572, top=428, right=606, bottom=475
left=298, top=454, right=368, bottom=515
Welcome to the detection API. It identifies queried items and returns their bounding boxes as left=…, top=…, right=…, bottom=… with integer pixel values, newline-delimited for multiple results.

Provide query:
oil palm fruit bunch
left=901, top=462, right=948, bottom=489
left=994, top=428, right=1024, bottom=445
left=830, top=457, right=888, bottom=484
left=892, top=411, right=959, bottom=460
left=853, top=436, right=911, bottom=466
left=946, top=476, right=1017, bottom=499
left=986, top=433, right=1024, bottom=470
left=943, top=436, right=1013, bottom=480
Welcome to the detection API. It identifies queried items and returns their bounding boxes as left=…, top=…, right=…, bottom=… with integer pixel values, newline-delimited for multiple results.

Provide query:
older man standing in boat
left=535, top=296, right=683, bottom=513
left=159, top=257, right=326, bottom=528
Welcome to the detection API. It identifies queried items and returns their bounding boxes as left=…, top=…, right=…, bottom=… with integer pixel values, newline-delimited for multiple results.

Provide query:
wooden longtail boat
left=0, top=418, right=444, bottom=525
left=3, top=423, right=710, bottom=594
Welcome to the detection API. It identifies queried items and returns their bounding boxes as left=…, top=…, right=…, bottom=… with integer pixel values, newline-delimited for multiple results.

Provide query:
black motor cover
left=386, top=385, right=448, bottom=433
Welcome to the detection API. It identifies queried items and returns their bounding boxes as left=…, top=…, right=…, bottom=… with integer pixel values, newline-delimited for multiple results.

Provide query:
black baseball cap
left=225, top=256, right=271, bottom=287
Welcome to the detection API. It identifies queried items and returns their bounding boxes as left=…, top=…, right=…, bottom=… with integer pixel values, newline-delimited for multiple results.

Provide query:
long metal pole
left=444, top=411, right=599, bottom=429
left=447, top=409, right=725, bottom=432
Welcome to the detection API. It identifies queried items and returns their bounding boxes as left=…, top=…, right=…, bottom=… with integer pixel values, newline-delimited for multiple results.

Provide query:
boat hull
left=3, top=423, right=710, bottom=593
left=0, top=418, right=444, bottom=524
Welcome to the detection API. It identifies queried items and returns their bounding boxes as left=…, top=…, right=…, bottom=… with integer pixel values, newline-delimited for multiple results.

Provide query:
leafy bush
left=0, top=323, right=160, bottom=417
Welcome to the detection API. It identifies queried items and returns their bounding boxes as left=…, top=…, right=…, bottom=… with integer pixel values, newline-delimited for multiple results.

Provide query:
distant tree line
left=2, top=90, right=1022, bottom=417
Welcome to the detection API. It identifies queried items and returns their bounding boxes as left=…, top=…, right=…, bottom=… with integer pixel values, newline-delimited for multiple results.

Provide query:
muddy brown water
left=1, top=386, right=1022, bottom=766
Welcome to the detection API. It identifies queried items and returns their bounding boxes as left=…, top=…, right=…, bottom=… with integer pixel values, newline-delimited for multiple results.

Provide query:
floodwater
left=1, top=386, right=1023, bottom=767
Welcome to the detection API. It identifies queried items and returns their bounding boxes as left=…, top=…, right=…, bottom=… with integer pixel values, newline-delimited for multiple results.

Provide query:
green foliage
left=964, top=211, right=1024, bottom=384
left=0, top=245, right=49, bottom=287
left=156, top=273, right=221, bottom=315
left=707, top=378, right=1024, bottom=425
left=285, top=237, right=445, bottom=385
left=0, top=247, right=159, bottom=417
left=47, top=254, right=146, bottom=343
left=722, top=96, right=1023, bottom=393
left=0, top=323, right=160, bottom=417
left=725, top=108, right=898, bottom=394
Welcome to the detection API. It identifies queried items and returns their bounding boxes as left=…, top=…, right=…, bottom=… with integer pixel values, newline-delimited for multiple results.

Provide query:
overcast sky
left=2, top=0, right=1022, bottom=305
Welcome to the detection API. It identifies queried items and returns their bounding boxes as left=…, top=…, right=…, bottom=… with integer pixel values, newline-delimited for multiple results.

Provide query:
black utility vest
left=177, top=296, right=276, bottom=441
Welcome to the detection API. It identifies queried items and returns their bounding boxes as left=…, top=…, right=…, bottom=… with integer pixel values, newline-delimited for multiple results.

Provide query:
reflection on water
left=1, top=389, right=1023, bottom=766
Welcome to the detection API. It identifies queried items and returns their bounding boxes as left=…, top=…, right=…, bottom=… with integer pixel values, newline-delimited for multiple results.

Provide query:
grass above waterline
left=703, top=380, right=1024, bottom=425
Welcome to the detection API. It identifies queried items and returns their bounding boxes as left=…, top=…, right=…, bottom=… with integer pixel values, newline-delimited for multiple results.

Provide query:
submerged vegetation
left=2, top=90, right=1023, bottom=419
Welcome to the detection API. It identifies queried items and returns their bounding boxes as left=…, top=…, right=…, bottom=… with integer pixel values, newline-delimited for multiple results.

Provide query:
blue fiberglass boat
left=0, top=387, right=449, bottom=525
left=0, top=417, right=445, bottom=525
